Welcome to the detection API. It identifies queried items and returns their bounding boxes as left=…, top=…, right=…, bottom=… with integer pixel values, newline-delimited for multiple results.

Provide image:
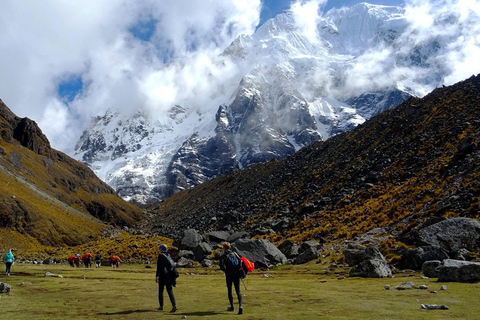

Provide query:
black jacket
left=156, top=253, right=176, bottom=285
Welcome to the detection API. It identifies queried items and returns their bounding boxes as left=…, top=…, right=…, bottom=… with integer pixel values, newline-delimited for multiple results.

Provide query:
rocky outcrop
left=437, top=259, right=480, bottom=282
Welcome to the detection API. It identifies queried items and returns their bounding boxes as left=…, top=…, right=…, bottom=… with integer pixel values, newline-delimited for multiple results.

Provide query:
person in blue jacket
left=3, top=249, right=15, bottom=276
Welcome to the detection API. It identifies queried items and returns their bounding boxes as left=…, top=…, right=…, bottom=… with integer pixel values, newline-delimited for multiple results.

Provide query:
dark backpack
left=225, top=252, right=240, bottom=273
left=164, top=254, right=179, bottom=278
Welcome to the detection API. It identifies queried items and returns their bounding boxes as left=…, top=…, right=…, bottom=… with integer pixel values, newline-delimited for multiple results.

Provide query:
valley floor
left=1, top=262, right=478, bottom=320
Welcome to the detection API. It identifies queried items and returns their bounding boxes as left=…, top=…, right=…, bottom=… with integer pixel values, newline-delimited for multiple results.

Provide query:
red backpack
left=240, top=257, right=254, bottom=272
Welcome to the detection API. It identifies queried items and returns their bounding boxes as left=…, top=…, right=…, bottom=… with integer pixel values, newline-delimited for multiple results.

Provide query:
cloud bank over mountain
left=0, top=0, right=479, bottom=153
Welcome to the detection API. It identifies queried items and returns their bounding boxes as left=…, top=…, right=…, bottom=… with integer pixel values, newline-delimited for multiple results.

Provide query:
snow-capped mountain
left=73, top=3, right=447, bottom=204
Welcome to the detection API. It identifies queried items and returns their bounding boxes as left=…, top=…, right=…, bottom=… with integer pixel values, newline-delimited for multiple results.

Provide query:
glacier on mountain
left=72, top=3, right=449, bottom=203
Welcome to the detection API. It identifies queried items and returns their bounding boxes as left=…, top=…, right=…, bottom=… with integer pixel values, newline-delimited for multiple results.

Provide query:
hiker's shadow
left=180, top=311, right=223, bottom=316
left=97, top=309, right=154, bottom=316
left=98, top=310, right=223, bottom=316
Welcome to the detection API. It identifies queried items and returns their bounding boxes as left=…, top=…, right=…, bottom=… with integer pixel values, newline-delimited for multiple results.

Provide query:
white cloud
left=290, top=0, right=328, bottom=43
left=0, top=0, right=260, bottom=152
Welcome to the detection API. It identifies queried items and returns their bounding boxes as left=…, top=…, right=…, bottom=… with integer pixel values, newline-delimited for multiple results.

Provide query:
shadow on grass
left=97, top=309, right=155, bottom=315
left=97, top=309, right=222, bottom=316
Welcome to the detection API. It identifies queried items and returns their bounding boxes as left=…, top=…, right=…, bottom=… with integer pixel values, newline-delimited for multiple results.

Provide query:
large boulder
left=192, top=242, right=213, bottom=262
left=175, top=250, right=195, bottom=261
left=175, top=229, right=204, bottom=250
left=349, top=259, right=392, bottom=278
left=416, top=218, right=480, bottom=254
left=422, top=260, right=442, bottom=278
left=397, top=246, right=449, bottom=270
left=227, top=231, right=250, bottom=243
left=295, top=247, right=320, bottom=265
left=0, top=282, right=11, bottom=293
left=233, top=239, right=287, bottom=268
left=278, top=240, right=300, bottom=259
left=344, top=247, right=385, bottom=267
left=206, top=231, right=231, bottom=243
left=437, top=259, right=480, bottom=282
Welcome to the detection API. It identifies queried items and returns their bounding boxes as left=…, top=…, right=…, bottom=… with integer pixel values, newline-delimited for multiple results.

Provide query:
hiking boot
left=157, top=306, right=163, bottom=311
left=170, top=306, right=178, bottom=313
left=227, top=306, right=234, bottom=312
left=238, top=307, right=243, bottom=315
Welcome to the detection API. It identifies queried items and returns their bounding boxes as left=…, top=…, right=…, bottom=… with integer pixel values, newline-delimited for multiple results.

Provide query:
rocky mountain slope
left=0, top=100, right=145, bottom=249
left=73, top=4, right=425, bottom=204
left=142, top=75, right=480, bottom=245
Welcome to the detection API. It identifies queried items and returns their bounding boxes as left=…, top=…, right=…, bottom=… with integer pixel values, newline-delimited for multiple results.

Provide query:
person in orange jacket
left=67, top=256, right=75, bottom=267
left=109, top=255, right=121, bottom=268
left=82, top=252, right=94, bottom=268
left=73, top=254, right=81, bottom=267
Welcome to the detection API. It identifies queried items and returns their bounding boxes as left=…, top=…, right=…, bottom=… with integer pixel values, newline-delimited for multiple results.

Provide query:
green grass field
left=1, top=262, right=479, bottom=320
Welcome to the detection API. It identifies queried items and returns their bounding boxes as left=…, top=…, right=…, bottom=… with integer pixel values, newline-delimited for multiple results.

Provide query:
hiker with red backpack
left=219, top=242, right=245, bottom=315
left=82, top=252, right=93, bottom=268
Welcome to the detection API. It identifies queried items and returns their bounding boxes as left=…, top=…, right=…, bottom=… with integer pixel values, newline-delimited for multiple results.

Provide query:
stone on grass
left=0, top=282, right=11, bottom=294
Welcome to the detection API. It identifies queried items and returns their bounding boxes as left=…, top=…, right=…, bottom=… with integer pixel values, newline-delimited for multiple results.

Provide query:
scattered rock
left=201, top=259, right=213, bottom=268
left=395, top=281, right=415, bottom=290
left=176, top=257, right=195, bottom=268
left=421, top=304, right=449, bottom=310
left=419, top=285, right=428, bottom=290
left=0, top=282, right=11, bottom=294
left=384, top=285, right=390, bottom=290
left=440, top=285, right=447, bottom=291
left=44, top=272, right=63, bottom=278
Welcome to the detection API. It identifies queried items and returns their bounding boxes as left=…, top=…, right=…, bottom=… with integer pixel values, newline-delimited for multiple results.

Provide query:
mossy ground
left=1, top=262, right=479, bottom=320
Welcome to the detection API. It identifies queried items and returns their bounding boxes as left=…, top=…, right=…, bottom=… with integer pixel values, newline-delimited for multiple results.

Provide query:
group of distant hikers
left=2, top=242, right=254, bottom=315
left=66, top=252, right=122, bottom=268
left=156, top=241, right=254, bottom=315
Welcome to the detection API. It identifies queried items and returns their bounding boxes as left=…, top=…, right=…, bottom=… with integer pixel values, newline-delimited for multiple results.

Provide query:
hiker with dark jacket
left=219, top=242, right=243, bottom=315
left=155, top=244, right=177, bottom=313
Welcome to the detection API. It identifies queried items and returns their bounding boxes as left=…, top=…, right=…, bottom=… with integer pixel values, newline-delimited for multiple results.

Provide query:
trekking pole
left=241, top=278, right=247, bottom=290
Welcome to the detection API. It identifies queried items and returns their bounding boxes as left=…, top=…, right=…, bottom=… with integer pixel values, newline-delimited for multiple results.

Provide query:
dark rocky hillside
left=0, top=100, right=145, bottom=248
left=144, top=75, right=480, bottom=245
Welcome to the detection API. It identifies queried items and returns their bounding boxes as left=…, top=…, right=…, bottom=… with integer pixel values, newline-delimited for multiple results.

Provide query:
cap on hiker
left=159, top=244, right=167, bottom=251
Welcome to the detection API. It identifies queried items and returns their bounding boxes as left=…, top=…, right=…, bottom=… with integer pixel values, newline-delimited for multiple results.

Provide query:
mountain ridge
left=0, top=99, right=145, bottom=249
left=142, top=74, right=480, bottom=246
left=73, top=3, right=420, bottom=203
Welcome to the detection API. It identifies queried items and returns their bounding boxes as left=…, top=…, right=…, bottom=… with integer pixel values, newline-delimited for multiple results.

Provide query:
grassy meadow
left=1, top=261, right=479, bottom=320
